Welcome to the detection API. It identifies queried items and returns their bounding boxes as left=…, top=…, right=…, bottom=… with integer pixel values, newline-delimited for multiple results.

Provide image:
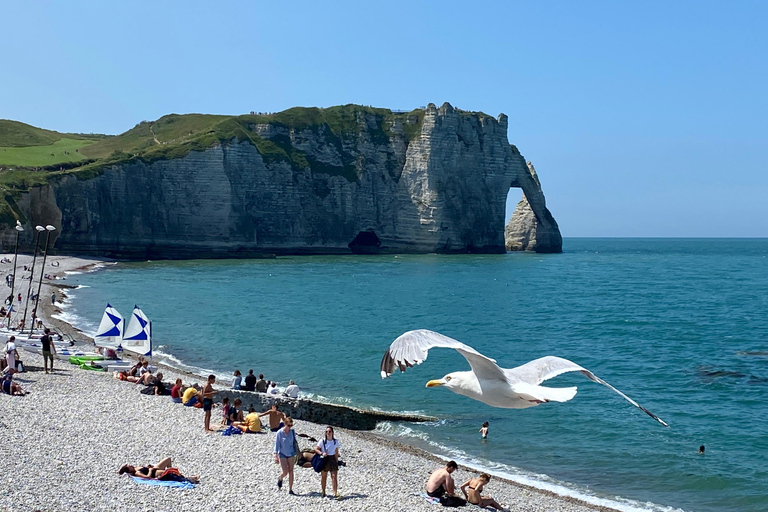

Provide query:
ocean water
left=58, top=239, right=768, bottom=512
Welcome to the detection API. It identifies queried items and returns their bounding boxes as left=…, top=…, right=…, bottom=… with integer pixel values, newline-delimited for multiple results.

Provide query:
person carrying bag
left=315, top=426, right=341, bottom=499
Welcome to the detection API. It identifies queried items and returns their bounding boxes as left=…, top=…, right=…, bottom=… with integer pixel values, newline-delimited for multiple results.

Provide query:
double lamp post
left=7, top=223, right=57, bottom=334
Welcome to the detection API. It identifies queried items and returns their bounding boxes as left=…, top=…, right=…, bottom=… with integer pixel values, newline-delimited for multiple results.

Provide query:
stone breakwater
left=2, top=103, right=561, bottom=258
left=0, top=351, right=613, bottom=512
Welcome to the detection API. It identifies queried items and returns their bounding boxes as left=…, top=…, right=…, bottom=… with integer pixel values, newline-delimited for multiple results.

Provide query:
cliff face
left=3, top=103, right=562, bottom=258
left=505, top=161, right=562, bottom=252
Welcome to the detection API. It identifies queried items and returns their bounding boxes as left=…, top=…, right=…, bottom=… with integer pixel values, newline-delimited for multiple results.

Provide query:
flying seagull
left=380, top=329, right=668, bottom=426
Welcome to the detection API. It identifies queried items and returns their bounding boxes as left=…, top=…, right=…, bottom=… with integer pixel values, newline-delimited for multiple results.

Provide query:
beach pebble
left=0, top=351, right=604, bottom=512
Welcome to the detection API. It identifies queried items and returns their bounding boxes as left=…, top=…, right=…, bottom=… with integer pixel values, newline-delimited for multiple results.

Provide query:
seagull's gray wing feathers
left=380, top=329, right=506, bottom=382
left=508, top=356, right=668, bottom=426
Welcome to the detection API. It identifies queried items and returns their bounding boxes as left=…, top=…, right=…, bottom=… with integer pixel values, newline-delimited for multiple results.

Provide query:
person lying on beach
left=118, top=457, right=200, bottom=484
left=426, top=460, right=458, bottom=498
left=139, top=374, right=167, bottom=395
left=296, top=450, right=317, bottom=468
left=233, top=405, right=263, bottom=433
left=460, top=473, right=506, bottom=510
left=259, top=403, right=286, bottom=432
left=129, top=371, right=157, bottom=386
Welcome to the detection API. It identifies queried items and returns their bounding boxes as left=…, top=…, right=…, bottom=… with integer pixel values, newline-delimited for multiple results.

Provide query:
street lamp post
left=32, top=225, right=56, bottom=334
left=21, top=226, right=45, bottom=335
left=7, top=221, right=23, bottom=328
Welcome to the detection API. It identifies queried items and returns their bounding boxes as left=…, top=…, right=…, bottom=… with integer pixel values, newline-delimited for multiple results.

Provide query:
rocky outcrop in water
left=2, top=103, right=562, bottom=257
left=505, top=161, right=562, bottom=252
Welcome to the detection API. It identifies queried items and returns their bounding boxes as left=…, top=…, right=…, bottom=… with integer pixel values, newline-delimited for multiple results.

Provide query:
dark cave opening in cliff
left=348, top=231, right=382, bottom=254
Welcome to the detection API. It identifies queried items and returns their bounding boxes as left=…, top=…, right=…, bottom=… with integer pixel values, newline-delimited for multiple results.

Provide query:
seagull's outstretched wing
left=509, top=356, right=668, bottom=426
left=380, top=329, right=507, bottom=382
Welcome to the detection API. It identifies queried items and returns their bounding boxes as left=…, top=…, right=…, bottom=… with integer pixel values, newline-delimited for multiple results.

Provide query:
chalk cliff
left=505, top=161, right=562, bottom=252
left=2, top=103, right=562, bottom=257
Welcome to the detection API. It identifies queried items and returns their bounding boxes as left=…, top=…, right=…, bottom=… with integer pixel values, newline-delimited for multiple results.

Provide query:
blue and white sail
left=122, top=305, right=151, bottom=356
left=94, top=303, right=124, bottom=349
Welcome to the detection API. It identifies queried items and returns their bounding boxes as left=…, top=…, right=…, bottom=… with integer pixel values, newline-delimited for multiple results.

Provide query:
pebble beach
left=0, top=255, right=615, bottom=512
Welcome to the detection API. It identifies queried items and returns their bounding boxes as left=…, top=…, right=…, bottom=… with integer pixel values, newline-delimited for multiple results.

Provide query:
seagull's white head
left=426, top=372, right=471, bottom=392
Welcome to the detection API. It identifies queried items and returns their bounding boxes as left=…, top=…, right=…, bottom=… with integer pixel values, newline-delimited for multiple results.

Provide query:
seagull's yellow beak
left=426, top=379, right=444, bottom=388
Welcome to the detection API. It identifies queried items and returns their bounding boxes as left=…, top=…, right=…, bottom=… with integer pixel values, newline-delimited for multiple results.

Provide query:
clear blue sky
left=2, top=1, right=767, bottom=237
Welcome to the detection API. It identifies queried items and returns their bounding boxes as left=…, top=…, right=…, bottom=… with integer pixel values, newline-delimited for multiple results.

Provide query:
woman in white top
left=315, top=426, right=341, bottom=498
left=5, top=336, right=17, bottom=372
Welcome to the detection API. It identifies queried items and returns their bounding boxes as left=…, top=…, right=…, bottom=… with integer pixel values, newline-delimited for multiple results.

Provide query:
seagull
left=380, top=329, right=668, bottom=426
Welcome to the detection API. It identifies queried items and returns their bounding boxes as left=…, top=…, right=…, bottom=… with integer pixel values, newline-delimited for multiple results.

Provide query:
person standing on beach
left=202, top=375, right=217, bottom=433
left=40, top=328, right=56, bottom=373
left=274, top=416, right=298, bottom=495
left=256, top=373, right=267, bottom=393
left=316, top=426, right=341, bottom=499
left=51, top=292, right=55, bottom=305
left=426, top=460, right=458, bottom=498
left=4, top=336, right=18, bottom=372
left=244, top=369, right=256, bottom=391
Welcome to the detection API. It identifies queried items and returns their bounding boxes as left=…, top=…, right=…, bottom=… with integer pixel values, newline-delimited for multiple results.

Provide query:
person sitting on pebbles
left=118, top=457, right=199, bottom=484
left=460, top=473, right=506, bottom=511
left=2, top=370, right=28, bottom=396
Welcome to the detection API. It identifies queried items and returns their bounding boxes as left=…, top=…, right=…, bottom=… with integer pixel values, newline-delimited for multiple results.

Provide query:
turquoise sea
left=58, top=239, right=768, bottom=512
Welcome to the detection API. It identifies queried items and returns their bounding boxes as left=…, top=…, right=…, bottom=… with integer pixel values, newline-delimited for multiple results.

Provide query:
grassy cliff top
left=0, top=104, right=494, bottom=226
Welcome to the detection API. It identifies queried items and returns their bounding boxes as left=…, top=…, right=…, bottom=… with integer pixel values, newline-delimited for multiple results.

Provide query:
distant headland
left=0, top=103, right=561, bottom=258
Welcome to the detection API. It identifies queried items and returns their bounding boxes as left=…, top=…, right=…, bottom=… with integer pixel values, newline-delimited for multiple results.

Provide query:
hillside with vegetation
left=0, top=104, right=514, bottom=228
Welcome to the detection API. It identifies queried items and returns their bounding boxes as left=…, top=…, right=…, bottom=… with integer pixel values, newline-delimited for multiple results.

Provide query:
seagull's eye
left=445, top=376, right=452, bottom=381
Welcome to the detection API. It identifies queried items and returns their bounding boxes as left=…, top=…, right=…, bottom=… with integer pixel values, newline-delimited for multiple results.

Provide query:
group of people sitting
left=116, top=358, right=167, bottom=395
left=232, top=369, right=300, bottom=398
left=426, top=460, right=508, bottom=510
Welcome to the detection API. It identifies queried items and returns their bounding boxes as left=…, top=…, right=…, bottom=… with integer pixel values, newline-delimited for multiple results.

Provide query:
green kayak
left=68, top=355, right=105, bottom=365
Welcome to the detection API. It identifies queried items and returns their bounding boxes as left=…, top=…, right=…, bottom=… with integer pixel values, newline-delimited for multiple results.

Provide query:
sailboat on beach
left=94, top=303, right=124, bottom=351
left=121, top=305, right=152, bottom=357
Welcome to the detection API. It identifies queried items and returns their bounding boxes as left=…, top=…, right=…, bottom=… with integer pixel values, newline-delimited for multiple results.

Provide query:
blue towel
left=130, top=476, right=196, bottom=489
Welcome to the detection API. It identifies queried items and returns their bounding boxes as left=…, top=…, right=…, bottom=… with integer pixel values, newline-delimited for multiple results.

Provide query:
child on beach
left=202, top=375, right=217, bottom=433
left=480, top=421, right=489, bottom=439
left=220, top=397, right=231, bottom=426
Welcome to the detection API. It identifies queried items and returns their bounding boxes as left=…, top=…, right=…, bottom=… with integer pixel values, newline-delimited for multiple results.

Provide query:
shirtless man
left=259, top=403, right=286, bottom=432
left=202, top=375, right=217, bottom=432
left=425, top=460, right=458, bottom=498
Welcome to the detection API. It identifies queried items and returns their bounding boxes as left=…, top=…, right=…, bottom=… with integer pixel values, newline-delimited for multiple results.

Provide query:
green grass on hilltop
left=0, top=105, right=438, bottom=226
left=0, top=138, right=95, bottom=167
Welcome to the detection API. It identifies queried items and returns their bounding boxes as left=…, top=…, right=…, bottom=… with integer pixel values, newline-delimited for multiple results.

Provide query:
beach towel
left=130, top=476, right=196, bottom=489
left=221, top=426, right=242, bottom=436
left=418, top=492, right=441, bottom=505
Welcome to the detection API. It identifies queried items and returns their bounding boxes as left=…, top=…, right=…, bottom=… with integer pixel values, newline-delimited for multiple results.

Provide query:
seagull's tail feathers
left=513, top=382, right=578, bottom=403
left=580, top=370, right=669, bottom=427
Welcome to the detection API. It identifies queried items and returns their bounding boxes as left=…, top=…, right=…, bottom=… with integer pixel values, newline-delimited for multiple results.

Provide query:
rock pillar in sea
left=505, top=161, right=562, bottom=253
